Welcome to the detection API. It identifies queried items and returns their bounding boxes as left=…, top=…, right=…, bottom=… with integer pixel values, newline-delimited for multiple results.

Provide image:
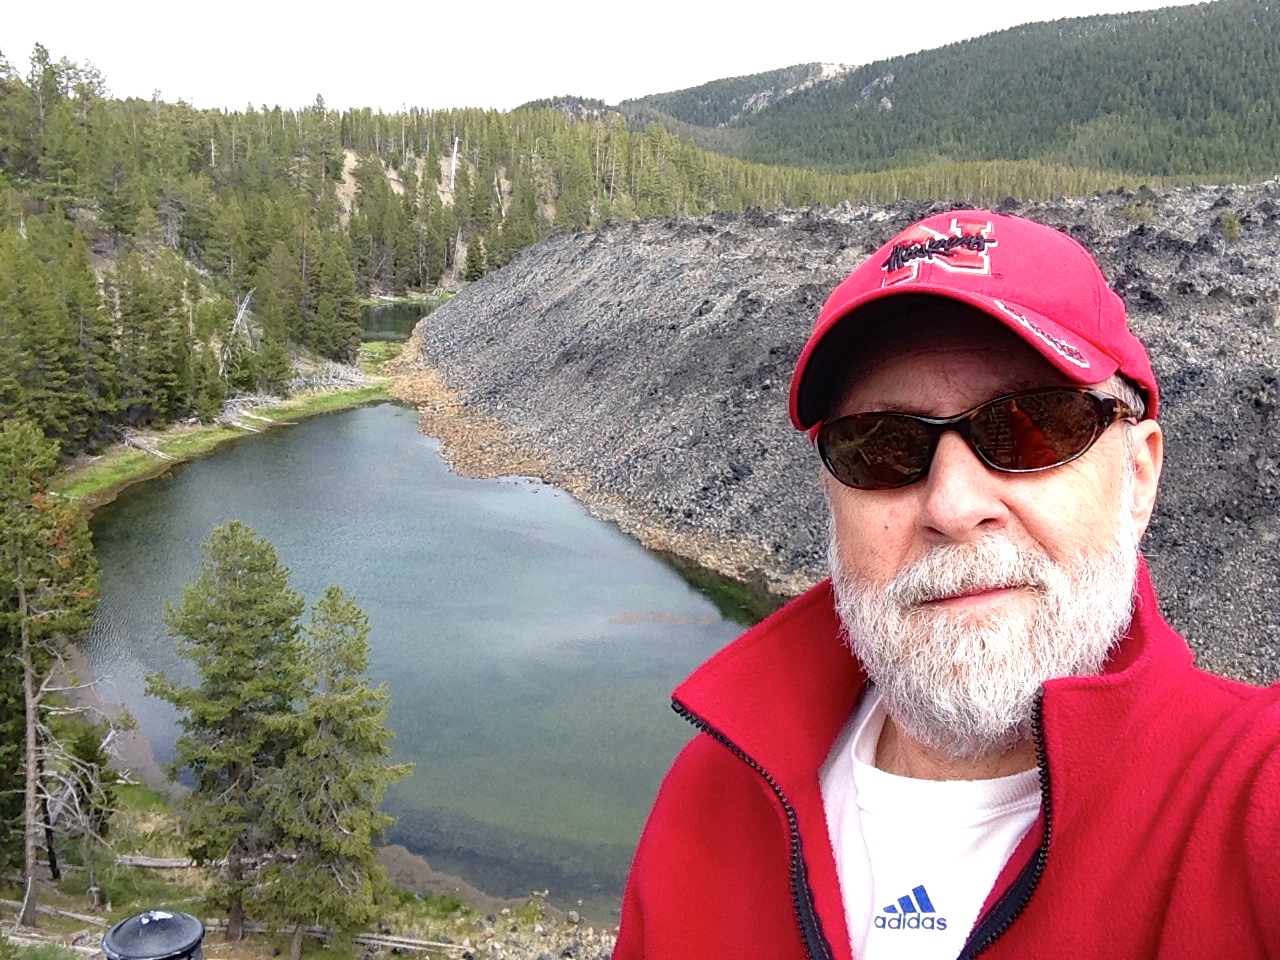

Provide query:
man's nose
left=916, top=431, right=1011, bottom=542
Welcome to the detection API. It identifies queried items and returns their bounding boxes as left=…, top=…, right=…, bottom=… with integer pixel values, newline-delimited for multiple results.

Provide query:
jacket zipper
left=955, top=692, right=1053, bottom=959
left=673, top=700, right=836, bottom=960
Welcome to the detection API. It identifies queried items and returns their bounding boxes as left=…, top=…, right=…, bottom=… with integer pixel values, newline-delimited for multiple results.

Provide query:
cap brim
left=790, top=285, right=1120, bottom=430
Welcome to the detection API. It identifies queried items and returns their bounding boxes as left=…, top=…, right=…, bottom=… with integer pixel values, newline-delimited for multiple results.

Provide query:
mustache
left=882, top=537, right=1054, bottom=607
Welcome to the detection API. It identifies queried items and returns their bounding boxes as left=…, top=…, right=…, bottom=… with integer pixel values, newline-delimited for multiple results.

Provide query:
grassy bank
left=58, top=383, right=392, bottom=509
left=0, top=781, right=617, bottom=960
left=0, top=782, right=506, bottom=960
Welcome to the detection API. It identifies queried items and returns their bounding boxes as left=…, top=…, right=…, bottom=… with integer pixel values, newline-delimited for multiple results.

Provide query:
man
left=614, top=211, right=1280, bottom=959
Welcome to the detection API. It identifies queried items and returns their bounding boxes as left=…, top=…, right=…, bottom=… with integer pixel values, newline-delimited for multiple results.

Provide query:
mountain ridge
left=618, top=0, right=1280, bottom=178
left=623, top=62, right=855, bottom=128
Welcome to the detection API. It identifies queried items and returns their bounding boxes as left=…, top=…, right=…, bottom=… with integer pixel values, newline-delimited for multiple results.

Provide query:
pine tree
left=308, top=234, right=361, bottom=362
left=39, top=101, right=89, bottom=208
left=193, top=346, right=225, bottom=422
left=254, top=241, right=305, bottom=345
left=462, top=237, right=486, bottom=282
left=0, top=225, right=95, bottom=452
left=108, top=251, right=196, bottom=426
left=146, top=521, right=307, bottom=941
left=0, top=420, right=99, bottom=926
left=253, top=587, right=411, bottom=960
left=50, top=222, right=119, bottom=446
left=95, top=118, right=141, bottom=247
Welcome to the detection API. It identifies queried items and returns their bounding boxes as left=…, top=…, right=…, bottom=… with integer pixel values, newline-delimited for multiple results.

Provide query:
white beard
left=830, top=486, right=1142, bottom=761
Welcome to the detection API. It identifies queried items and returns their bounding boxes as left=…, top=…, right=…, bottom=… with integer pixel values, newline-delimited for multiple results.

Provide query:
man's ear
left=1129, top=420, right=1164, bottom=536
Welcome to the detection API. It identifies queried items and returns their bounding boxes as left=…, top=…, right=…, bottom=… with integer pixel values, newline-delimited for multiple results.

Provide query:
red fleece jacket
left=615, top=567, right=1280, bottom=959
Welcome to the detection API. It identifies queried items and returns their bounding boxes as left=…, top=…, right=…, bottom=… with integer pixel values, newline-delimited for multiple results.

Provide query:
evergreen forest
left=0, top=42, right=1188, bottom=461
left=626, top=0, right=1280, bottom=178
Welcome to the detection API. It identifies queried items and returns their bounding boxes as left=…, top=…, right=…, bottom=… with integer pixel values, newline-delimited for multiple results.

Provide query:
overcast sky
left=5, top=0, right=1207, bottom=112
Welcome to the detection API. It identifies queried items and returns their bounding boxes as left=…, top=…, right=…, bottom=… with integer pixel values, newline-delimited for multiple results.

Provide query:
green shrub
left=88, top=862, right=192, bottom=914
left=1122, top=201, right=1155, bottom=222
left=114, top=783, right=168, bottom=813
left=513, top=899, right=546, bottom=923
left=1218, top=209, right=1242, bottom=240
left=417, top=891, right=470, bottom=918
left=390, top=889, right=473, bottom=921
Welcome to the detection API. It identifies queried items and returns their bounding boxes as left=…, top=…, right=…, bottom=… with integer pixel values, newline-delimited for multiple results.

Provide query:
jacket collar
left=672, top=560, right=1192, bottom=804
left=673, top=579, right=864, bottom=795
left=1036, top=561, right=1195, bottom=837
left=672, top=560, right=1194, bottom=960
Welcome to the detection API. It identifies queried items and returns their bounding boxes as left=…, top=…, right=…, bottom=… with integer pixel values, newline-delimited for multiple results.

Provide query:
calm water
left=84, top=404, right=743, bottom=909
left=360, top=302, right=431, bottom=341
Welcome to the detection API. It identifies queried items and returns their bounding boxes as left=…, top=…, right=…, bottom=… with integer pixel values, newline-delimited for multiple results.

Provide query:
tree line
left=1, top=44, right=1186, bottom=463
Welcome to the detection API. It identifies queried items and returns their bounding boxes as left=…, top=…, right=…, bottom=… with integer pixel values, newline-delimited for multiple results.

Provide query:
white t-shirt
left=820, top=688, right=1041, bottom=960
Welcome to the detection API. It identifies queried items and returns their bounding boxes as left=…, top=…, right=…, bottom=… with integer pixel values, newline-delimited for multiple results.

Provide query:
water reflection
left=84, top=404, right=743, bottom=906
left=360, top=301, right=431, bottom=341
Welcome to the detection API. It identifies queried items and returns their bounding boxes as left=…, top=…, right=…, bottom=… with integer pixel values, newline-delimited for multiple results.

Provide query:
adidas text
left=874, top=914, right=948, bottom=931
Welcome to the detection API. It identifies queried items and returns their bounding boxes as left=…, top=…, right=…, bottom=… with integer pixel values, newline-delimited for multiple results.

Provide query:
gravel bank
left=398, top=186, right=1280, bottom=683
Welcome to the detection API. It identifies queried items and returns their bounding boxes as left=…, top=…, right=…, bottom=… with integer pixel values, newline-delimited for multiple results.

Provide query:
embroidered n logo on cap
left=881, top=216, right=997, bottom=287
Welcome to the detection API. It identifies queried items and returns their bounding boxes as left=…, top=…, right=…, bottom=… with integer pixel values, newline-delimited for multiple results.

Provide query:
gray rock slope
left=411, top=187, right=1280, bottom=683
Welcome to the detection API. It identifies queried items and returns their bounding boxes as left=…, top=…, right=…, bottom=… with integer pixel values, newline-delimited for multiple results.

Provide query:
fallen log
left=114, top=854, right=219, bottom=869
left=122, top=435, right=176, bottom=461
left=0, top=898, right=109, bottom=926
left=2, top=931, right=101, bottom=956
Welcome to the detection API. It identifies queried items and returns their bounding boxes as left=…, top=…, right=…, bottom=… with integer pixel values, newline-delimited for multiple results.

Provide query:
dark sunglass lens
left=973, top=390, right=1102, bottom=470
left=821, top=415, right=934, bottom=488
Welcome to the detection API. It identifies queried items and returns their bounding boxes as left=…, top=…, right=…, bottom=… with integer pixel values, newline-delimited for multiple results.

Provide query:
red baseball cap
left=788, top=210, right=1160, bottom=430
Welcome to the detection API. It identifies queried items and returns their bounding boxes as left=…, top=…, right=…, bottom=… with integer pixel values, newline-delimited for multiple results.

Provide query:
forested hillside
left=0, top=45, right=1180, bottom=460
left=623, top=63, right=851, bottom=128
left=629, top=0, right=1280, bottom=178
left=0, top=46, right=850, bottom=457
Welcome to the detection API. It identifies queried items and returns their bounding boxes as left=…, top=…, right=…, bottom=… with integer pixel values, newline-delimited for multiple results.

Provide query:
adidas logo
left=873, top=884, right=948, bottom=931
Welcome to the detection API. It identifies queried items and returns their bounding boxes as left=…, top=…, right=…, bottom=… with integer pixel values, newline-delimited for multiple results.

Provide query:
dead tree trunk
left=19, top=568, right=40, bottom=928
left=38, top=753, right=60, bottom=881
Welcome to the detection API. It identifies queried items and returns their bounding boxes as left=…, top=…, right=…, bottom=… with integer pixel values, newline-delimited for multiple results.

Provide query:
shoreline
left=71, top=635, right=619, bottom=930
left=59, top=383, right=392, bottom=511
left=63, top=368, right=621, bottom=936
left=386, top=333, right=807, bottom=603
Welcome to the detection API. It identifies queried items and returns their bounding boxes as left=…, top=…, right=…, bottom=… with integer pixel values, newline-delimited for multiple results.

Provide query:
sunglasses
left=817, top=387, right=1139, bottom=490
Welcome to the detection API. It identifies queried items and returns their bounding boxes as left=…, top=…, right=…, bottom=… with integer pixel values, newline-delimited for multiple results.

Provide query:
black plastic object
left=103, top=911, right=205, bottom=960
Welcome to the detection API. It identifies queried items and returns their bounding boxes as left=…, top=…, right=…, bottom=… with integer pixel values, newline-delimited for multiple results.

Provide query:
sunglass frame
left=817, top=387, right=1139, bottom=491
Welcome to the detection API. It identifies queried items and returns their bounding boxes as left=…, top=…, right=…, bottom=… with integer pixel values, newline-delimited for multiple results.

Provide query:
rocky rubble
left=413, top=910, right=617, bottom=960
left=402, top=185, right=1280, bottom=683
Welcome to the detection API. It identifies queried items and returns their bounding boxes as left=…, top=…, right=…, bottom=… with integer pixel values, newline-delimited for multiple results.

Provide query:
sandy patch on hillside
left=336, top=149, right=360, bottom=225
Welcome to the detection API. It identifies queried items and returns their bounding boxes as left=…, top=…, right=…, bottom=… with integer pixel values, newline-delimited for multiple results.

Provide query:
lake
left=83, top=404, right=747, bottom=916
left=360, top=302, right=433, bottom=341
